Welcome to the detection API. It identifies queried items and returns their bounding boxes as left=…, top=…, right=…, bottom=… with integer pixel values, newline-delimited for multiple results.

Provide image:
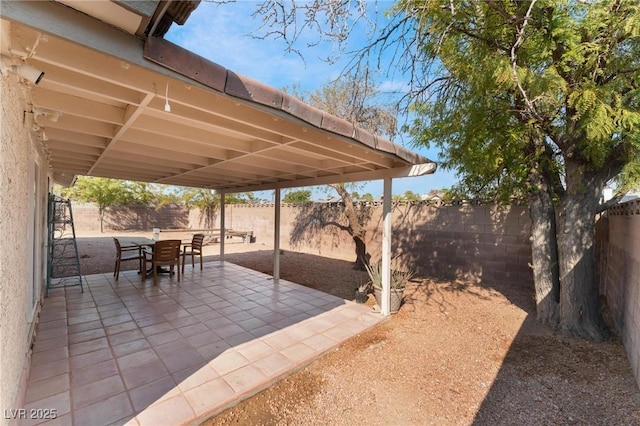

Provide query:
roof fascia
left=0, top=0, right=199, bottom=87
left=224, top=163, right=437, bottom=193
left=112, top=0, right=159, bottom=18
left=144, top=37, right=434, bottom=166
left=112, top=0, right=159, bottom=35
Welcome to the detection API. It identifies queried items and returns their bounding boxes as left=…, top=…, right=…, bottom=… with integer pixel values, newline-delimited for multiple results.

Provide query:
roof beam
left=44, top=128, right=108, bottom=148
left=130, top=115, right=256, bottom=153
left=88, top=93, right=154, bottom=174
left=226, top=163, right=437, bottom=193
left=46, top=115, right=115, bottom=139
left=108, top=142, right=211, bottom=167
left=118, top=128, right=232, bottom=160
left=35, top=61, right=142, bottom=105
left=32, top=87, right=125, bottom=125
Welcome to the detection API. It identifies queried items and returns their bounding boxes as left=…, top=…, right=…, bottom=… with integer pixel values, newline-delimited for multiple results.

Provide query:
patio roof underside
left=2, top=1, right=435, bottom=193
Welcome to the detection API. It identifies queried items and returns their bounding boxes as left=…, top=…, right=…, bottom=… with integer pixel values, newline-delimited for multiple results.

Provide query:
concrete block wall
left=222, top=202, right=533, bottom=288
left=600, top=199, right=640, bottom=387
left=380, top=203, right=532, bottom=286
left=225, top=203, right=351, bottom=260
left=73, top=201, right=533, bottom=288
left=72, top=203, right=189, bottom=232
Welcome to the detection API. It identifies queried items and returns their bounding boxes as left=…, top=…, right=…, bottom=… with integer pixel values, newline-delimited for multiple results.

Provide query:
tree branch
left=486, top=0, right=523, bottom=23
left=510, top=0, right=541, bottom=122
left=320, top=220, right=350, bottom=233
left=601, top=66, right=640, bottom=85
left=452, top=25, right=511, bottom=53
left=597, top=192, right=625, bottom=213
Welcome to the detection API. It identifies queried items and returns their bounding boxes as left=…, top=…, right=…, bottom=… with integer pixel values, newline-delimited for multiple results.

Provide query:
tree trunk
left=99, top=206, right=104, bottom=233
left=332, top=184, right=369, bottom=270
left=529, top=188, right=560, bottom=326
left=557, top=159, right=608, bottom=341
left=525, top=134, right=561, bottom=326
left=352, top=234, right=369, bottom=270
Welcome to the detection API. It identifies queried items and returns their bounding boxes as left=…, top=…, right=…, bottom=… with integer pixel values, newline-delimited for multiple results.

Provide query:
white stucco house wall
left=0, top=69, right=49, bottom=418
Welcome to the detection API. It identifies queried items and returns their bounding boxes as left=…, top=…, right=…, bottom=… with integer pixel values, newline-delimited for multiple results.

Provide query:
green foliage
left=283, top=189, right=312, bottom=203
left=238, top=192, right=260, bottom=204
left=617, top=159, right=640, bottom=194
left=348, top=191, right=374, bottom=201
left=177, top=187, right=257, bottom=228
left=393, top=190, right=421, bottom=202
left=125, top=182, right=155, bottom=206
left=178, top=187, right=218, bottom=229
left=154, top=189, right=183, bottom=209
left=394, top=0, right=639, bottom=336
left=402, top=0, right=640, bottom=200
left=62, top=176, right=157, bottom=232
left=62, top=176, right=144, bottom=210
left=225, top=192, right=254, bottom=204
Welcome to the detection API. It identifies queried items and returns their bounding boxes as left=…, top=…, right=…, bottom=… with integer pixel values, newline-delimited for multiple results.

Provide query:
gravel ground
left=76, top=231, right=640, bottom=425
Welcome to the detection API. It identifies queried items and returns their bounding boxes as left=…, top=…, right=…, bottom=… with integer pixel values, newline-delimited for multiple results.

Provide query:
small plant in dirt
left=364, top=260, right=415, bottom=290
left=355, top=275, right=371, bottom=293
left=354, top=274, right=371, bottom=303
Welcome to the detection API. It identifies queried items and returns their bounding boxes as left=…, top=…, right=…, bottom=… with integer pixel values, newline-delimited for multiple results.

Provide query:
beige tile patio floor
left=25, top=261, right=383, bottom=426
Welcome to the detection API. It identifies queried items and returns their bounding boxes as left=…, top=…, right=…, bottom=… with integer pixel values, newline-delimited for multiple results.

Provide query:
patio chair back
left=113, top=237, right=142, bottom=280
left=192, top=233, right=205, bottom=250
left=144, top=239, right=182, bottom=285
left=182, top=233, right=205, bottom=272
left=154, top=239, right=182, bottom=263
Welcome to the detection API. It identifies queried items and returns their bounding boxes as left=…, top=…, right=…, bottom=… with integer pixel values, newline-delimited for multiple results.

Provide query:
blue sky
left=165, top=1, right=458, bottom=199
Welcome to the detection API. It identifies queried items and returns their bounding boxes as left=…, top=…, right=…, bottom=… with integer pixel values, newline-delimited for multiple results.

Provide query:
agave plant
left=364, top=260, right=415, bottom=290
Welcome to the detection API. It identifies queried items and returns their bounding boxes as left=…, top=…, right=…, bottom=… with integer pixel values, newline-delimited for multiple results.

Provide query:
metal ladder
left=46, top=195, right=84, bottom=296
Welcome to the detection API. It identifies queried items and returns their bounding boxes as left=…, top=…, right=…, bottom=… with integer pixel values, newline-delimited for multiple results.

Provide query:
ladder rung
left=46, top=195, right=83, bottom=297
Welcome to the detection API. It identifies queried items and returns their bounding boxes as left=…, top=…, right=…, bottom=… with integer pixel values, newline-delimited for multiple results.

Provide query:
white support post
left=381, top=178, right=392, bottom=316
left=219, top=190, right=225, bottom=262
left=273, top=189, right=281, bottom=282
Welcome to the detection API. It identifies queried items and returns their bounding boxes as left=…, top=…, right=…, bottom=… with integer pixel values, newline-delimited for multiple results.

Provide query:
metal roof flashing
left=143, top=37, right=435, bottom=169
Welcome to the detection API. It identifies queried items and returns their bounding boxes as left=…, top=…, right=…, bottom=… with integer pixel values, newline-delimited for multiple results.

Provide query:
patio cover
left=0, top=1, right=436, bottom=191
left=1, top=0, right=436, bottom=316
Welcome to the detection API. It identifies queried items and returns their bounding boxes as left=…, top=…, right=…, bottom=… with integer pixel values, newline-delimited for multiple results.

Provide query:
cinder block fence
left=73, top=201, right=533, bottom=288
left=598, top=199, right=640, bottom=386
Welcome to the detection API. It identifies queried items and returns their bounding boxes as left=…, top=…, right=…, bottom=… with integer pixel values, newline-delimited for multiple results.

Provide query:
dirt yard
left=75, top=231, right=640, bottom=425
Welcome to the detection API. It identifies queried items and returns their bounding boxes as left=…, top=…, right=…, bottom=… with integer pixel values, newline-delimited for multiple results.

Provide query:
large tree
left=179, top=187, right=256, bottom=228
left=283, top=189, right=312, bottom=203
left=234, top=0, right=640, bottom=340
left=61, top=176, right=153, bottom=233
left=403, top=0, right=639, bottom=340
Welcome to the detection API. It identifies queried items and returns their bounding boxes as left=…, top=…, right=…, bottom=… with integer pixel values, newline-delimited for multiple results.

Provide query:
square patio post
left=220, top=190, right=225, bottom=262
left=273, top=188, right=281, bottom=282
left=381, top=177, right=392, bottom=316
